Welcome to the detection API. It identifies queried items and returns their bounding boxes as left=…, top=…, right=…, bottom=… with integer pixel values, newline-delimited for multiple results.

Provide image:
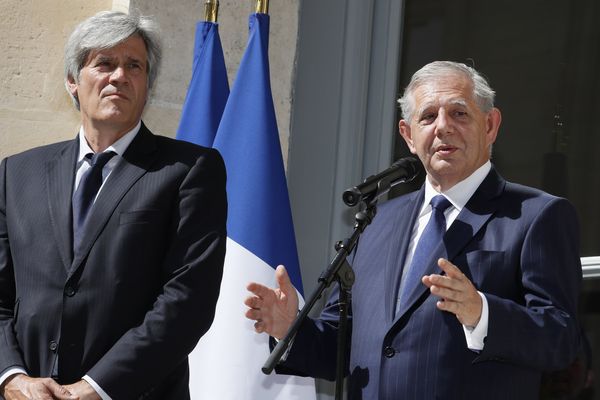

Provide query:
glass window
left=395, top=0, right=600, bottom=256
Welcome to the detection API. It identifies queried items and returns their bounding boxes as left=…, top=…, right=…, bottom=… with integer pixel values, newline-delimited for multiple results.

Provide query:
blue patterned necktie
left=72, top=151, right=115, bottom=250
left=398, top=194, right=452, bottom=312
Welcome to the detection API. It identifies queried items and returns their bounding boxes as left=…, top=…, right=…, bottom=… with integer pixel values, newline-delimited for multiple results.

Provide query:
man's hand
left=422, top=258, right=483, bottom=327
left=244, top=265, right=299, bottom=339
left=1, top=374, right=77, bottom=400
left=62, top=380, right=100, bottom=400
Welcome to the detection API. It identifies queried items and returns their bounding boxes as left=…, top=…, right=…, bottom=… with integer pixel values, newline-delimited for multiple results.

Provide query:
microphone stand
left=262, top=187, right=382, bottom=400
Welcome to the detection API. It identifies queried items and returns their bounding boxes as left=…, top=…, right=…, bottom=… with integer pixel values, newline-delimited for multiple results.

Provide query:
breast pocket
left=465, top=250, right=506, bottom=290
left=119, top=209, right=161, bottom=226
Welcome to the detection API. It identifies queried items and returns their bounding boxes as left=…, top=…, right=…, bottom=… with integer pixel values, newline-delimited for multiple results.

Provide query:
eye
left=419, top=113, right=436, bottom=124
left=95, top=60, right=113, bottom=70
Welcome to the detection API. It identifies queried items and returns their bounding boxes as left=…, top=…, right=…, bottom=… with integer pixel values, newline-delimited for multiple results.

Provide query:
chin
left=429, top=159, right=458, bottom=172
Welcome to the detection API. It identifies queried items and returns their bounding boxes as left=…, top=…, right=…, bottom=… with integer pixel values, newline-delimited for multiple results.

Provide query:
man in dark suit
left=245, top=61, right=581, bottom=399
left=0, top=11, right=226, bottom=400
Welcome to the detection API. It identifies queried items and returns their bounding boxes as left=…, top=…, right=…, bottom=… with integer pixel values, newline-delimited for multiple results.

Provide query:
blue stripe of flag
left=213, top=13, right=304, bottom=295
left=177, top=21, right=229, bottom=147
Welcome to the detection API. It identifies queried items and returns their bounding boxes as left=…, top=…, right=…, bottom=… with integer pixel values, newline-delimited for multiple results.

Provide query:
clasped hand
left=1, top=374, right=101, bottom=400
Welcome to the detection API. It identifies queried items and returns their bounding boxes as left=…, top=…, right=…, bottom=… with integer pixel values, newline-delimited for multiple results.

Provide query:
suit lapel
left=383, top=189, right=424, bottom=323
left=46, top=139, right=78, bottom=272
left=393, top=167, right=505, bottom=324
left=70, top=124, right=157, bottom=276
left=444, top=167, right=505, bottom=264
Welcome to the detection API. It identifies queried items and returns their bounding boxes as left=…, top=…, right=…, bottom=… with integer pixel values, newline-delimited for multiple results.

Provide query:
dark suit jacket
left=279, top=167, right=581, bottom=399
left=0, top=123, right=227, bottom=399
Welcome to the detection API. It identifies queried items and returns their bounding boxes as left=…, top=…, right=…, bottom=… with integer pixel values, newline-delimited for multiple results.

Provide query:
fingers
left=62, top=380, right=100, bottom=400
left=253, top=319, right=267, bottom=334
left=3, top=377, right=75, bottom=400
left=244, top=264, right=299, bottom=339
left=246, top=266, right=293, bottom=299
left=275, top=265, right=299, bottom=312
left=44, top=379, right=77, bottom=400
left=422, top=259, right=466, bottom=289
left=246, top=281, right=272, bottom=298
left=244, top=307, right=262, bottom=321
left=424, top=258, right=471, bottom=295
left=275, top=265, right=295, bottom=295
left=436, top=258, right=463, bottom=278
left=422, top=258, right=482, bottom=326
left=429, top=282, right=461, bottom=301
left=244, top=293, right=263, bottom=310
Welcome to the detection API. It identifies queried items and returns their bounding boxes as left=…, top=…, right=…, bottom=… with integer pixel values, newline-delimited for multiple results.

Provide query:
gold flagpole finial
left=255, top=0, right=269, bottom=14
left=204, top=0, right=219, bottom=22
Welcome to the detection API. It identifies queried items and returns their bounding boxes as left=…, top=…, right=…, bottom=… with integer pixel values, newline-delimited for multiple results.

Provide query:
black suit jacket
left=0, top=123, right=227, bottom=399
left=279, top=167, right=581, bottom=399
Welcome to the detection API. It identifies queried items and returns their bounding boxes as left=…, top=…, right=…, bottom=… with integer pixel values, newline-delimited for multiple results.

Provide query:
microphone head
left=391, top=156, right=421, bottom=180
left=341, top=157, right=422, bottom=207
left=342, top=187, right=362, bottom=207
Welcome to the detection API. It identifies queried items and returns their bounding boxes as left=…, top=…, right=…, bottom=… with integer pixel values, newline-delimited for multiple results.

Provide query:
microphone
left=342, top=157, right=421, bottom=206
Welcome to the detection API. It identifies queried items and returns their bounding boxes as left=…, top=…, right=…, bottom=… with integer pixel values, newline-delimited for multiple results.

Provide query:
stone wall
left=0, top=0, right=299, bottom=165
left=0, top=0, right=112, bottom=158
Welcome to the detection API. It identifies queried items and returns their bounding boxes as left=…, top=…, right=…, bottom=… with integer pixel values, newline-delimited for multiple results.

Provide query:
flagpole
left=255, top=0, right=269, bottom=14
left=204, top=0, right=219, bottom=22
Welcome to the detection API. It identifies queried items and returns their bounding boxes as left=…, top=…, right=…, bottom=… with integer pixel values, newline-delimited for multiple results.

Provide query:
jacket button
left=64, top=285, right=76, bottom=297
left=49, top=341, right=58, bottom=352
left=383, top=346, right=395, bottom=358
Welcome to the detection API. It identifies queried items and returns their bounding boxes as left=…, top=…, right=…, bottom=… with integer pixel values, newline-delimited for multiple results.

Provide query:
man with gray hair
left=0, top=11, right=226, bottom=399
left=245, top=61, right=581, bottom=398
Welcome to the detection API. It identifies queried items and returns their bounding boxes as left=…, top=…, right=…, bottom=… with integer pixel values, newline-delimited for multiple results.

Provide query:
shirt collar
left=77, top=121, right=141, bottom=162
left=421, top=160, right=492, bottom=215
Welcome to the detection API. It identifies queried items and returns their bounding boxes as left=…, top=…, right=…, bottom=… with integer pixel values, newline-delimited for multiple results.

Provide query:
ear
left=485, top=107, right=502, bottom=147
left=66, top=75, right=78, bottom=98
left=399, top=120, right=417, bottom=154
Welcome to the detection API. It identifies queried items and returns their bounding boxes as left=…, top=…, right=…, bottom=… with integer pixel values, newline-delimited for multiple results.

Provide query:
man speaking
left=0, top=11, right=226, bottom=399
left=245, top=61, right=581, bottom=399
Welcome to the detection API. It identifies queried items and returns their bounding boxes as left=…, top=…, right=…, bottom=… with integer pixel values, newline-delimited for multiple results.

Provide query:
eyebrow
left=448, top=99, right=468, bottom=107
left=417, top=98, right=469, bottom=116
left=95, top=55, right=115, bottom=62
left=92, top=54, right=145, bottom=65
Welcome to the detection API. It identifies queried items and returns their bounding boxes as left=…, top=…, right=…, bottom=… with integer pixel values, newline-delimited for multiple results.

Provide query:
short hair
left=398, top=61, right=496, bottom=122
left=64, top=11, right=162, bottom=110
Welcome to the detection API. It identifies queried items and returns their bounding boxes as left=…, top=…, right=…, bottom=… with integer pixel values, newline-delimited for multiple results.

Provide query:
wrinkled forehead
left=84, top=34, right=148, bottom=64
left=411, top=74, right=475, bottom=107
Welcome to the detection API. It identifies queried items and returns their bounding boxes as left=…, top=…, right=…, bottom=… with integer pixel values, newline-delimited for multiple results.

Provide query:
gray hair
left=64, top=11, right=162, bottom=110
left=398, top=61, right=495, bottom=122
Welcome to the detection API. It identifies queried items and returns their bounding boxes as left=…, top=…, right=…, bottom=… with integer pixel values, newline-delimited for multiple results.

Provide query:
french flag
left=187, top=13, right=316, bottom=399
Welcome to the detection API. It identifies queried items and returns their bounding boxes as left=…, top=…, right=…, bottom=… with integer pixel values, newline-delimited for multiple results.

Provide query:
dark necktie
left=398, top=194, right=452, bottom=312
left=72, top=151, right=115, bottom=250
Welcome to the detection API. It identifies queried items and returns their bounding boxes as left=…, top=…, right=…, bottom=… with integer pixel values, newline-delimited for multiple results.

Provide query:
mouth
left=434, top=144, right=458, bottom=156
left=102, top=92, right=129, bottom=100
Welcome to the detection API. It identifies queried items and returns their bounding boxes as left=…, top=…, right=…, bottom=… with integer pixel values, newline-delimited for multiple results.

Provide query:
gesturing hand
left=1, top=374, right=77, bottom=400
left=422, top=258, right=483, bottom=327
left=244, top=265, right=299, bottom=339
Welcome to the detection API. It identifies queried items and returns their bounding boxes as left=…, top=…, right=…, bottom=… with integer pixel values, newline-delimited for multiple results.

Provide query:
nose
left=434, top=108, right=451, bottom=136
left=108, top=65, right=127, bottom=84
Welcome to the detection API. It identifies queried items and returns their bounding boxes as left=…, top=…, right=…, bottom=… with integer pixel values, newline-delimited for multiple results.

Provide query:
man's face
left=67, top=34, right=149, bottom=134
left=399, top=74, right=501, bottom=191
